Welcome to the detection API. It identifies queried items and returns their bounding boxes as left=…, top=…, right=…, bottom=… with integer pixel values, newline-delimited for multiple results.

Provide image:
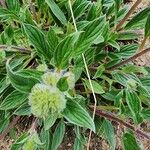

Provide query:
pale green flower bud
left=37, top=64, right=47, bottom=72
left=29, top=84, right=66, bottom=118
left=42, top=72, right=60, bottom=86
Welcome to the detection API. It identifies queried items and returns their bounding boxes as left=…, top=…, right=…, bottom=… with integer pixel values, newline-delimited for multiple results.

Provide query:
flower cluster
left=29, top=70, right=75, bottom=118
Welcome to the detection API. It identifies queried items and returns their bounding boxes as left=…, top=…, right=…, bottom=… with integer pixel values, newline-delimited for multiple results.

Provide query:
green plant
left=0, top=0, right=150, bottom=149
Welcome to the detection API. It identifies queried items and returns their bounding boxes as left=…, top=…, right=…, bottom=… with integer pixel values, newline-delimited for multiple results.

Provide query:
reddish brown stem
left=116, top=0, right=142, bottom=31
left=139, top=36, right=147, bottom=52
left=108, top=47, right=150, bottom=70
left=0, top=116, right=20, bottom=141
left=90, top=107, right=150, bottom=140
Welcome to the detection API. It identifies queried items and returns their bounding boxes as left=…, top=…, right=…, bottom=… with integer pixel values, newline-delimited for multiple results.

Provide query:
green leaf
left=63, top=98, right=95, bottom=132
left=47, top=28, right=58, bottom=51
left=10, top=133, right=29, bottom=150
left=125, top=7, right=150, bottom=29
left=95, top=118, right=116, bottom=150
left=57, top=77, right=69, bottom=92
left=84, top=80, right=105, bottom=94
left=54, top=32, right=80, bottom=69
left=116, top=44, right=138, bottom=58
left=0, top=8, right=18, bottom=19
left=94, top=64, right=105, bottom=78
left=14, top=104, right=31, bottom=116
left=141, top=109, right=150, bottom=120
left=51, top=120, right=65, bottom=150
left=102, top=119, right=116, bottom=150
left=16, top=69, right=43, bottom=81
left=73, top=1, right=90, bottom=19
left=74, top=137, right=84, bottom=150
left=74, top=16, right=106, bottom=56
left=0, top=118, right=9, bottom=133
left=44, top=113, right=58, bottom=130
left=23, top=24, right=52, bottom=60
left=108, top=40, right=120, bottom=51
left=123, top=132, right=141, bottom=150
left=118, top=31, right=138, bottom=40
left=6, top=0, right=20, bottom=12
left=6, top=60, right=39, bottom=93
left=46, top=0, right=67, bottom=25
left=40, top=129, right=52, bottom=150
left=122, top=65, right=148, bottom=75
left=0, top=78, right=9, bottom=95
left=126, top=90, right=143, bottom=124
left=0, top=90, right=27, bottom=110
left=33, top=132, right=44, bottom=145
left=145, top=13, right=150, bottom=38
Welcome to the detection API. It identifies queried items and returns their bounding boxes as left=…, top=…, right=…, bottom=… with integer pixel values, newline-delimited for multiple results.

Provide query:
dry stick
left=29, top=118, right=38, bottom=134
left=108, top=47, right=150, bottom=70
left=68, top=1, right=97, bottom=150
left=115, top=0, right=142, bottom=31
left=0, top=45, right=31, bottom=53
left=0, top=116, right=20, bottom=141
left=138, top=36, right=148, bottom=52
left=90, top=108, right=150, bottom=140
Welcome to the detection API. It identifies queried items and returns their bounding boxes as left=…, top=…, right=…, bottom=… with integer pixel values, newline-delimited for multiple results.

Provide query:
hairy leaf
left=6, top=60, right=39, bottom=93
left=126, top=90, right=143, bottom=124
left=46, top=0, right=67, bottom=25
left=123, top=132, right=141, bottom=150
left=0, top=90, right=27, bottom=110
left=63, top=98, right=95, bottom=132
left=74, top=16, right=106, bottom=55
left=54, top=32, right=80, bottom=69
left=51, top=120, right=65, bottom=150
left=23, top=24, right=52, bottom=60
left=125, top=7, right=150, bottom=29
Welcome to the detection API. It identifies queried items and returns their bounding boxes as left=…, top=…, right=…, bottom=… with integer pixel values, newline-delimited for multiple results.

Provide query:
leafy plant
left=0, top=0, right=150, bottom=149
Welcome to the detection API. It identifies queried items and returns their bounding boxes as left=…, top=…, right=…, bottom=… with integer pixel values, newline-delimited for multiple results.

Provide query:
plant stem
left=90, top=107, right=150, bottom=140
left=115, top=0, right=142, bottom=31
left=0, top=116, right=20, bottom=141
left=139, top=36, right=147, bottom=51
left=0, top=45, right=31, bottom=53
left=108, top=47, right=150, bottom=70
left=68, top=1, right=97, bottom=149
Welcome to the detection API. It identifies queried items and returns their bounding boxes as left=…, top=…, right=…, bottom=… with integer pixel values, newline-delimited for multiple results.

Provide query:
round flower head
left=29, top=84, right=66, bottom=118
left=64, top=71, right=75, bottom=89
left=42, top=72, right=60, bottom=86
